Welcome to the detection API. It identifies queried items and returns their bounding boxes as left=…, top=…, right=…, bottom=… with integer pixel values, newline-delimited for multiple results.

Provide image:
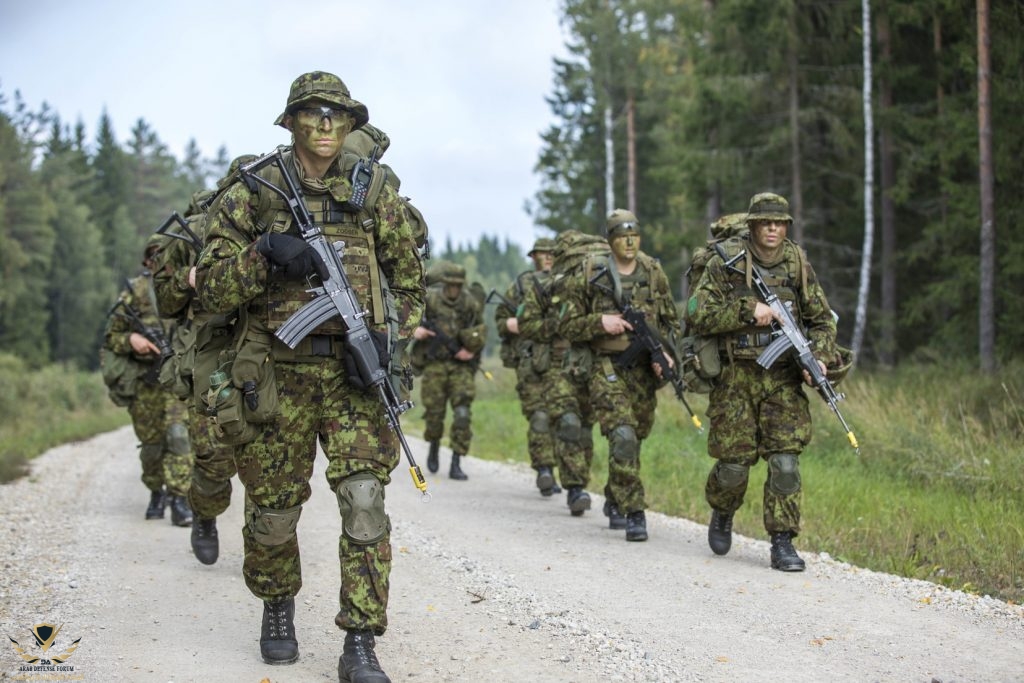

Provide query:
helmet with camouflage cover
left=274, top=71, right=369, bottom=130
left=605, top=208, right=640, bottom=238
left=440, top=262, right=466, bottom=285
left=528, top=237, right=556, bottom=256
left=746, top=192, right=793, bottom=224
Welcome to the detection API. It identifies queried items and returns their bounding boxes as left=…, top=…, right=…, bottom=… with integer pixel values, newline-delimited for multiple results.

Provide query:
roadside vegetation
left=3, top=352, right=1020, bottom=604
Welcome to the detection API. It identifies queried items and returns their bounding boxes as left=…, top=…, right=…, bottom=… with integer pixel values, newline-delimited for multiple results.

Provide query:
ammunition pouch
left=521, top=341, right=552, bottom=377
left=680, top=335, right=721, bottom=394
left=562, top=345, right=593, bottom=380
left=159, top=320, right=197, bottom=401
left=101, top=348, right=141, bottom=407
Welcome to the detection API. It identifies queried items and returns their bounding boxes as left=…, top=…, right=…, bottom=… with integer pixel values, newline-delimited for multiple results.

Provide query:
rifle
left=238, top=147, right=429, bottom=498
left=155, top=211, right=203, bottom=252
left=419, top=319, right=493, bottom=380
left=485, top=288, right=515, bottom=312
left=109, top=289, right=174, bottom=386
left=589, top=273, right=703, bottom=432
left=715, top=245, right=859, bottom=452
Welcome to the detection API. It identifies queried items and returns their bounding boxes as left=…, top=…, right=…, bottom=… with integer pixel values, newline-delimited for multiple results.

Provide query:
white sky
left=1, top=0, right=570, bottom=253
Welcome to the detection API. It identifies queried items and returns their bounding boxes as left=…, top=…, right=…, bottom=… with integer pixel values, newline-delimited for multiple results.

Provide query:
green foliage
left=425, top=358, right=1023, bottom=603
left=0, top=353, right=128, bottom=482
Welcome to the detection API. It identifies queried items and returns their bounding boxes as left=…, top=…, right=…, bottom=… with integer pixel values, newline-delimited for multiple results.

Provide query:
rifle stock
left=237, top=147, right=430, bottom=497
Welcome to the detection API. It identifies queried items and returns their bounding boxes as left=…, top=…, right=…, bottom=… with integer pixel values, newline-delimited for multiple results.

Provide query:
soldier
left=412, top=261, right=486, bottom=480
left=559, top=211, right=680, bottom=542
left=686, top=192, right=838, bottom=572
left=195, top=71, right=424, bottom=683
left=151, top=186, right=243, bottom=566
left=101, top=244, right=194, bottom=527
left=494, top=238, right=563, bottom=496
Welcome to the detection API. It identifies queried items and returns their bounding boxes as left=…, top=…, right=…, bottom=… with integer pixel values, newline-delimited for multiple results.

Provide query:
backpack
left=551, top=230, right=611, bottom=277
left=679, top=213, right=748, bottom=394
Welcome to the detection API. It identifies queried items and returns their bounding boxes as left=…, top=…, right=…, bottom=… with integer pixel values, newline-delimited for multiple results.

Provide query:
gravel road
left=1, top=425, right=1021, bottom=682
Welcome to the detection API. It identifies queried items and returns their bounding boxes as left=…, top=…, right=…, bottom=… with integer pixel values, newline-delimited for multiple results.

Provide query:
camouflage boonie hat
left=746, top=192, right=793, bottom=223
left=605, top=208, right=640, bottom=237
left=274, top=71, right=369, bottom=130
left=528, top=237, right=556, bottom=256
left=827, top=346, right=854, bottom=386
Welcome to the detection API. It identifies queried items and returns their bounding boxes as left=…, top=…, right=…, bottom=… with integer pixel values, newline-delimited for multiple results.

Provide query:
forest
left=1, top=0, right=1021, bottom=371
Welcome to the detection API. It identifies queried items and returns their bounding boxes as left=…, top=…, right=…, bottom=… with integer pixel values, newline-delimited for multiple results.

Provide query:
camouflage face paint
left=287, top=102, right=354, bottom=164
left=610, top=231, right=640, bottom=263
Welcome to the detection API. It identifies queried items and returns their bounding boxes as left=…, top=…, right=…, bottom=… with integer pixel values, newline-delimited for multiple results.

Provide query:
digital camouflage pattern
left=417, top=283, right=485, bottom=455
left=518, top=269, right=595, bottom=487
left=687, top=228, right=837, bottom=536
left=558, top=253, right=679, bottom=514
left=104, top=273, right=193, bottom=496
left=195, top=127, right=424, bottom=635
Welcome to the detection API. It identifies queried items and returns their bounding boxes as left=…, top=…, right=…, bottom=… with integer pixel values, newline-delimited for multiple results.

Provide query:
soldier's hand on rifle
left=601, top=313, right=633, bottom=335
left=188, top=266, right=197, bottom=290
left=454, top=348, right=475, bottom=362
left=413, top=325, right=435, bottom=341
left=130, top=332, right=160, bottom=356
left=802, top=360, right=828, bottom=387
left=652, top=353, right=675, bottom=379
left=255, top=232, right=329, bottom=282
left=752, top=301, right=779, bottom=327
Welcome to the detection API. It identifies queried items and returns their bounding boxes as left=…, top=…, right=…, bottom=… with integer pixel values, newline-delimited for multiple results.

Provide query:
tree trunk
left=626, top=89, right=637, bottom=213
left=977, top=0, right=996, bottom=372
left=852, top=0, right=874, bottom=360
left=788, top=3, right=804, bottom=244
left=877, top=8, right=896, bottom=367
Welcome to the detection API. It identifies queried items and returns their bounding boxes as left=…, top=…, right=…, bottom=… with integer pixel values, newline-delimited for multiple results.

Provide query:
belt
left=733, top=332, right=773, bottom=349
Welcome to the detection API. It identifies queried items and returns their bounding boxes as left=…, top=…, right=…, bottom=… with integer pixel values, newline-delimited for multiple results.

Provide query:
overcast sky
left=1, top=0, right=570, bottom=254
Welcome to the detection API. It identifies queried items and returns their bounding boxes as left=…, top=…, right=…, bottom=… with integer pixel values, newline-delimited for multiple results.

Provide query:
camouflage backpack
left=684, top=212, right=748, bottom=297
left=551, top=230, right=611, bottom=277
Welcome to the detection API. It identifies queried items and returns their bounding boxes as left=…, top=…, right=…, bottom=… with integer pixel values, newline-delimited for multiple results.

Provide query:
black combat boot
left=260, top=598, right=298, bottom=664
left=770, top=531, right=806, bottom=572
left=426, top=441, right=440, bottom=474
left=708, top=509, right=734, bottom=556
left=145, top=488, right=166, bottom=520
left=603, top=499, right=627, bottom=530
left=169, top=495, right=193, bottom=527
left=191, top=517, right=219, bottom=565
left=338, top=630, right=391, bottom=683
left=566, top=486, right=591, bottom=517
left=535, top=466, right=555, bottom=496
left=449, top=453, right=468, bottom=481
left=625, top=510, right=648, bottom=542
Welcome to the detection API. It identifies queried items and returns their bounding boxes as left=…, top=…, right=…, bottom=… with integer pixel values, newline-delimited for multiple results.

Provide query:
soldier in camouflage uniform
left=518, top=232, right=599, bottom=518
left=195, top=72, right=424, bottom=682
left=151, top=186, right=244, bottom=566
left=559, top=211, right=679, bottom=542
left=413, top=262, right=486, bottom=480
left=494, top=238, right=563, bottom=496
left=686, top=192, right=838, bottom=572
left=102, top=245, right=194, bottom=526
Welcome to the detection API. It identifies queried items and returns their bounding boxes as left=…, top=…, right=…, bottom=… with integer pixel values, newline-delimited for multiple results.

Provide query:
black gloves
left=255, top=233, right=329, bottom=281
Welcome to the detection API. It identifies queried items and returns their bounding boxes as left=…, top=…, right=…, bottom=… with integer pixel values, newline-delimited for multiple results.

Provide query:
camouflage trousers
left=233, top=358, right=399, bottom=635
left=129, top=382, right=192, bottom=496
left=589, top=356, right=659, bottom=514
left=187, top=407, right=236, bottom=520
left=703, top=361, right=812, bottom=534
left=515, top=364, right=557, bottom=470
left=419, top=360, right=476, bottom=455
left=545, top=358, right=594, bottom=489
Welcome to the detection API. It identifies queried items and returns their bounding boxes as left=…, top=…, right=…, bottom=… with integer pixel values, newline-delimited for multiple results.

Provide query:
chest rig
left=587, top=254, right=660, bottom=354
left=717, top=236, right=806, bottom=361
left=425, top=286, right=476, bottom=339
left=245, top=150, right=387, bottom=338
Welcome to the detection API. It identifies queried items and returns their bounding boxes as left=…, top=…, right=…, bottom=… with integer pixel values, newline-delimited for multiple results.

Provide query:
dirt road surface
left=1, top=426, right=1021, bottom=682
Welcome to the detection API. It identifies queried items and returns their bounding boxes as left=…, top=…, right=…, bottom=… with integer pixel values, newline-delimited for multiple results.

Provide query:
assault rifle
left=237, top=147, right=429, bottom=498
left=484, top=288, right=515, bottom=312
left=155, top=211, right=203, bottom=252
left=589, top=274, right=703, bottom=432
left=419, top=319, right=493, bottom=380
left=109, top=289, right=174, bottom=386
left=715, top=245, right=859, bottom=452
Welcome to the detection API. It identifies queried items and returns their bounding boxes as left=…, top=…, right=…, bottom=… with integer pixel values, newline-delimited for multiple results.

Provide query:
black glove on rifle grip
left=255, top=232, right=329, bottom=281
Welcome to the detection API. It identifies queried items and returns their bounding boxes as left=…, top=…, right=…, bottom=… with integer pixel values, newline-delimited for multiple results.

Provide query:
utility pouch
left=680, top=335, right=721, bottom=394
left=527, top=342, right=552, bottom=375
left=562, top=345, right=593, bottom=380
left=101, top=348, right=140, bottom=407
left=499, top=339, right=519, bottom=369
left=192, top=313, right=237, bottom=414
left=160, top=322, right=196, bottom=401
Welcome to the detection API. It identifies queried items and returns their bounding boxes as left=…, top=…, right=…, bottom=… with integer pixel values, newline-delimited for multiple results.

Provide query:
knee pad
left=555, top=412, right=582, bottom=444
left=714, top=462, right=750, bottom=490
left=248, top=503, right=302, bottom=547
left=139, top=442, right=163, bottom=466
left=165, top=422, right=191, bottom=456
left=609, top=425, right=639, bottom=462
left=452, top=405, right=472, bottom=431
left=336, top=472, right=389, bottom=545
left=528, top=410, right=550, bottom=435
left=768, top=453, right=801, bottom=496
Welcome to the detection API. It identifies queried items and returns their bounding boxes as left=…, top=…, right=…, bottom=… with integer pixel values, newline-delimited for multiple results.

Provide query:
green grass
left=406, top=357, right=1024, bottom=604
left=5, top=351, right=1021, bottom=604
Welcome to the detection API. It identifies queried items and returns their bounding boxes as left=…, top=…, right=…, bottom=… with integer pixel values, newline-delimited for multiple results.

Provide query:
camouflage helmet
left=274, top=71, right=369, bottom=131
left=440, top=262, right=467, bottom=285
left=528, top=237, right=556, bottom=256
left=746, top=192, right=793, bottom=224
left=605, top=208, right=640, bottom=237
